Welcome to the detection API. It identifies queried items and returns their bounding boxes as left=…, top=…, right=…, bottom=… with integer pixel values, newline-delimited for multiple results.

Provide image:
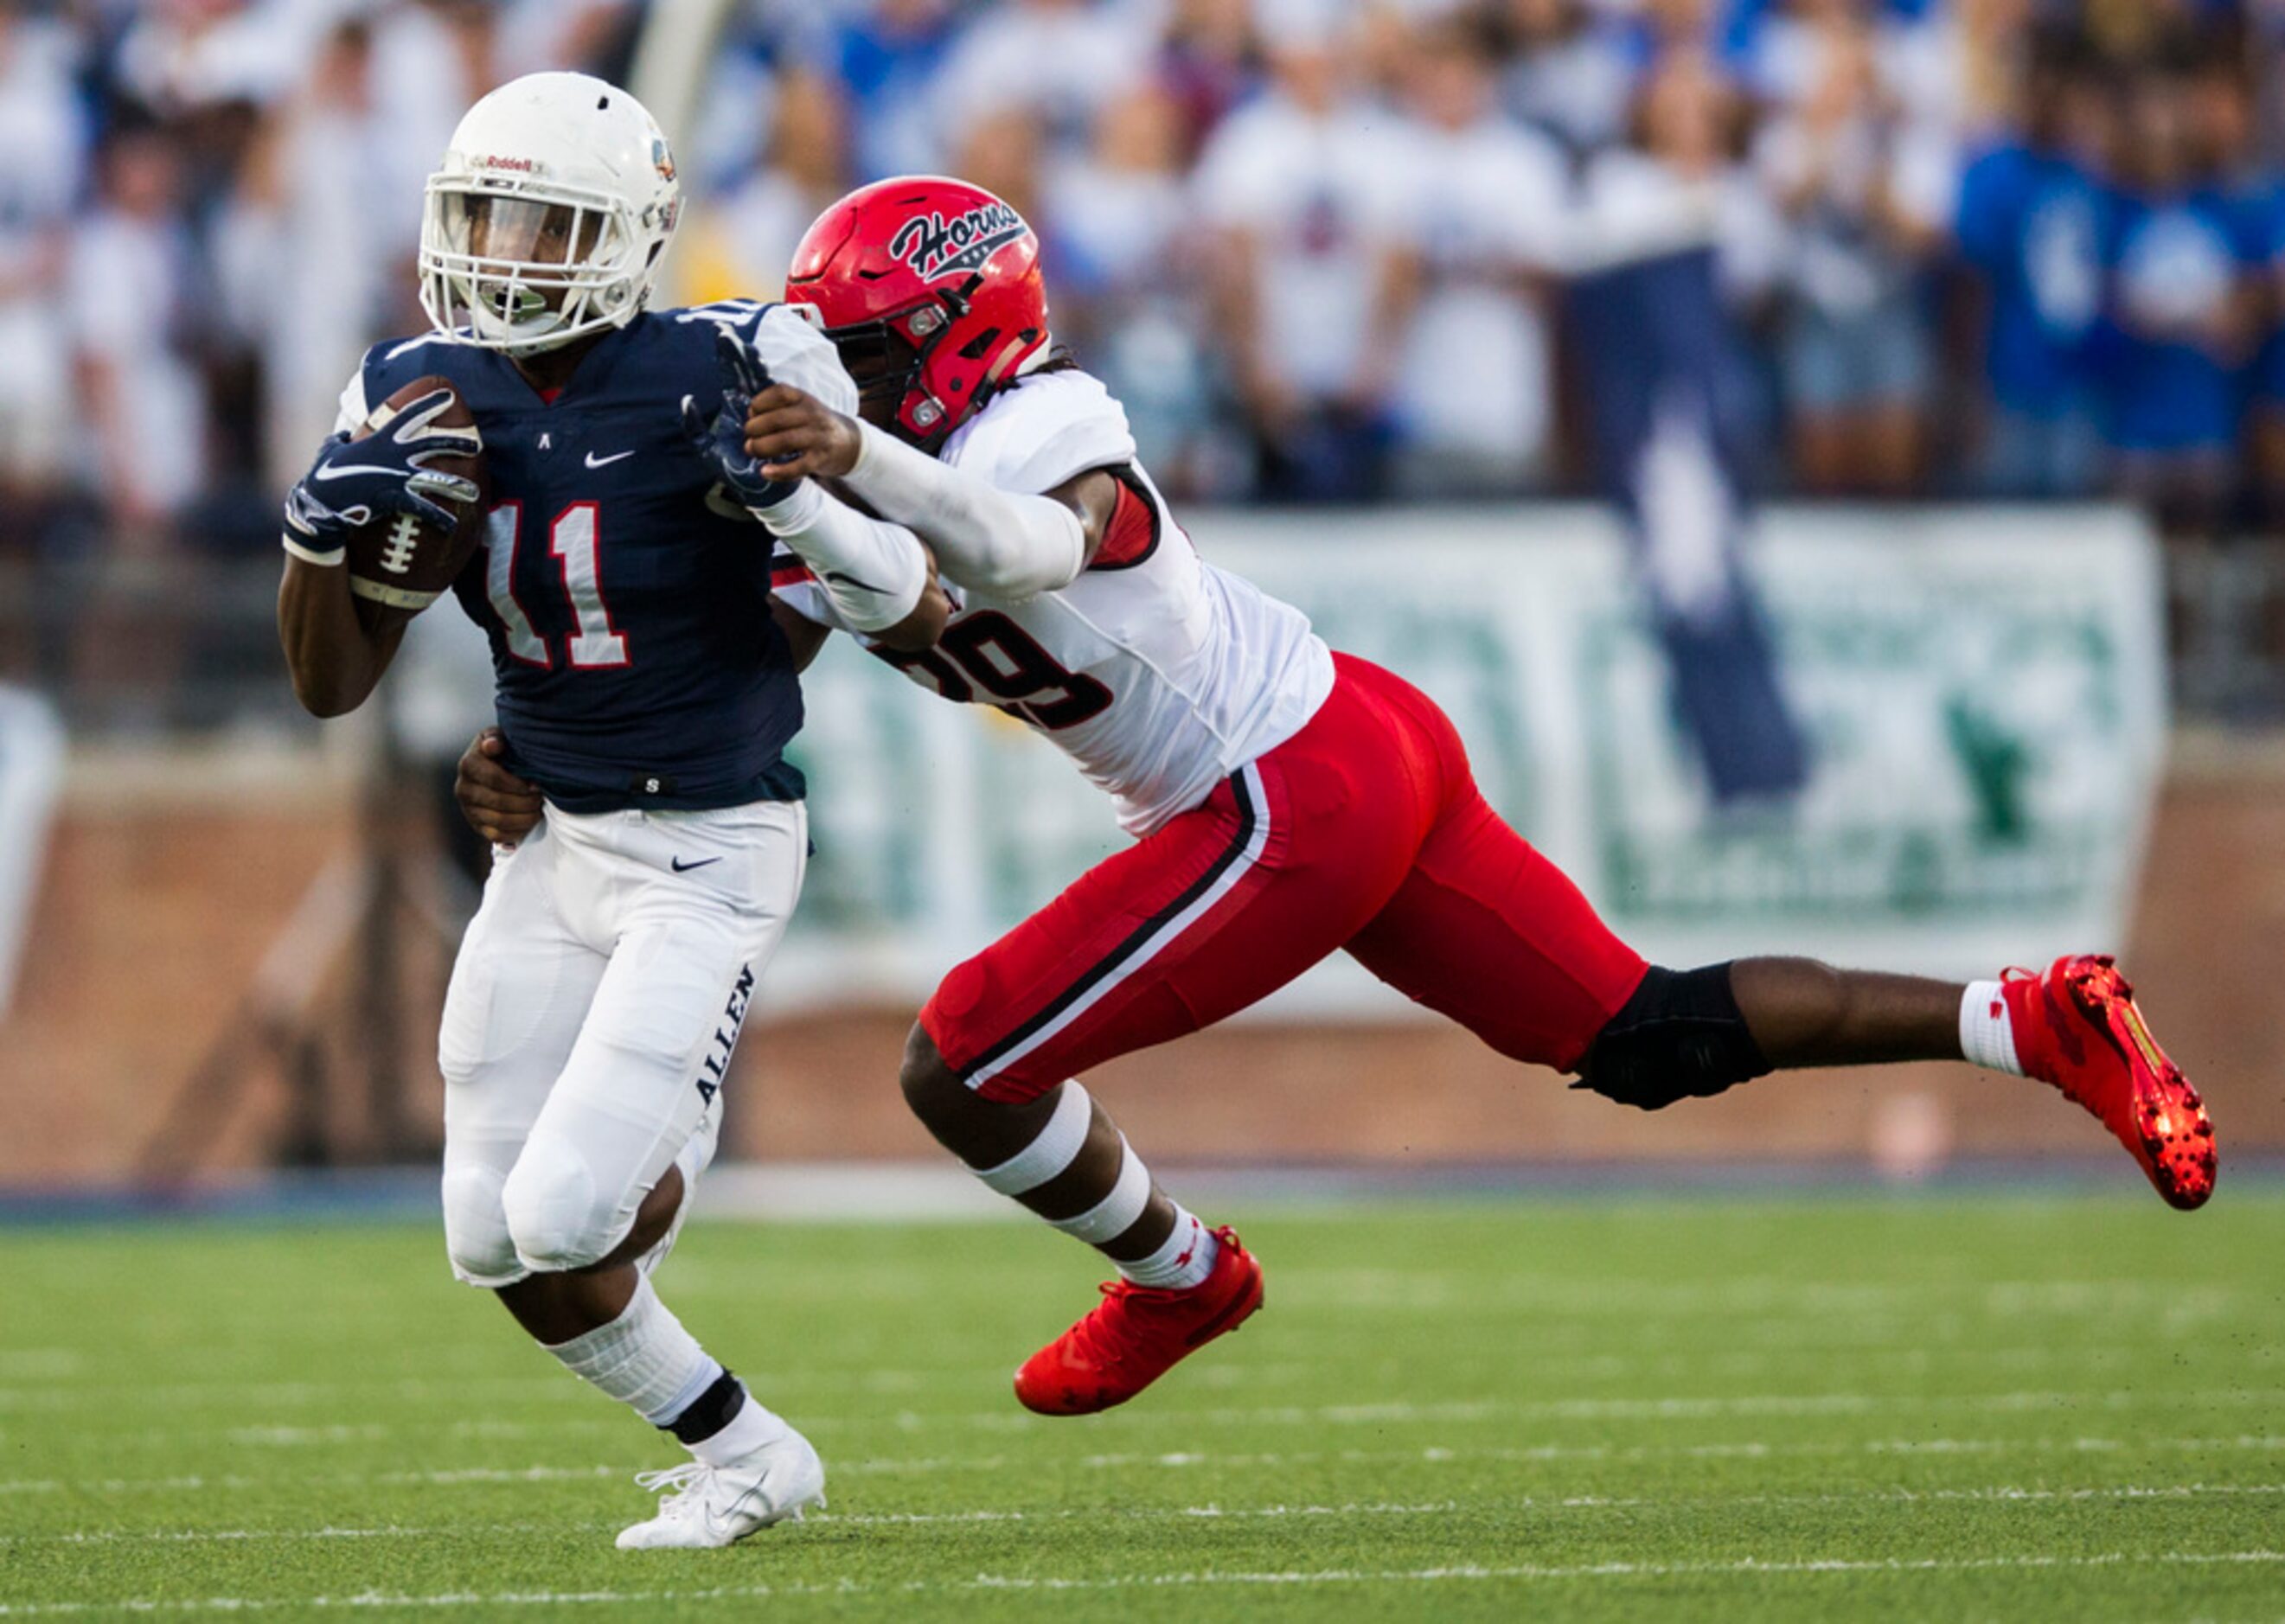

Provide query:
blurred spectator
left=1048, top=84, right=1235, bottom=496
left=1607, top=0, right=1736, bottom=80
left=682, top=68, right=853, bottom=304
left=10, top=0, right=2285, bottom=733
left=370, top=2, right=500, bottom=200
left=2096, top=51, right=2264, bottom=536
left=1898, top=0, right=2041, bottom=137
left=227, top=18, right=433, bottom=492
left=1386, top=17, right=1571, bottom=496
left=2205, top=33, right=2285, bottom=530
left=70, top=125, right=207, bottom=547
left=0, top=6, right=84, bottom=569
left=1754, top=1, right=1946, bottom=495
left=1196, top=3, right=1416, bottom=501
left=496, top=0, right=637, bottom=83
left=67, top=123, right=208, bottom=727
left=1157, top=0, right=1261, bottom=157
left=822, top=0, right=958, bottom=182
left=933, top=0, right=1155, bottom=159
left=1575, top=47, right=1786, bottom=304
left=1951, top=28, right=2111, bottom=496
left=953, top=104, right=1050, bottom=225
left=113, top=0, right=306, bottom=120
left=2251, top=148, right=2285, bottom=531
left=1497, top=0, right=1635, bottom=157
left=113, top=0, right=293, bottom=221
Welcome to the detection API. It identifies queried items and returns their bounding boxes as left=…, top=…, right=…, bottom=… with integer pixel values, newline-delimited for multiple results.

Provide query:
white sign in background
left=767, top=505, right=2167, bottom=1022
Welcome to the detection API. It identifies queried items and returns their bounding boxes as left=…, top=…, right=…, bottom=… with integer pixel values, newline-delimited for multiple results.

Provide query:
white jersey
left=778, top=369, right=1335, bottom=835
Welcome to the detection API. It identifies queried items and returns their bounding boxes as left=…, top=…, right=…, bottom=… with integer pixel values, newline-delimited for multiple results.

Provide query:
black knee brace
left=1571, top=963, right=1771, bottom=1111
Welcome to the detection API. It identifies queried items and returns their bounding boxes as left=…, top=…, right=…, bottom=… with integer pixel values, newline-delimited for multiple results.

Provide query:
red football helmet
left=785, top=176, right=1050, bottom=451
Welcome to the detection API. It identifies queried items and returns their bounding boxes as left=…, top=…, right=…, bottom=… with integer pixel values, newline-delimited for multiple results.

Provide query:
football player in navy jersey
left=276, top=72, right=946, bottom=1549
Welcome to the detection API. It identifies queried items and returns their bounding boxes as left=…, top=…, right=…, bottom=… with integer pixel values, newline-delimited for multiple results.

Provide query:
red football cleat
left=2004, top=955, right=2216, bottom=1211
left=1013, top=1229, right=1264, bottom=1416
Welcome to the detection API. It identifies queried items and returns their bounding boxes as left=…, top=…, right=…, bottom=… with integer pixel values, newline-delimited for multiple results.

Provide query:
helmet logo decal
left=888, top=201, right=1025, bottom=283
left=651, top=137, right=675, bottom=183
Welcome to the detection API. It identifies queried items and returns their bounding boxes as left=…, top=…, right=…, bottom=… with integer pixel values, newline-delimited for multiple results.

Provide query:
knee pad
left=501, top=1140, right=614, bottom=1274
left=440, top=1163, right=523, bottom=1287
left=1573, top=964, right=1771, bottom=1111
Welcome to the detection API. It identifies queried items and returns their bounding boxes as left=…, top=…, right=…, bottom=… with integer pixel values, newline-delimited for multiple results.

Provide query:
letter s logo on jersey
left=888, top=202, right=1027, bottom=283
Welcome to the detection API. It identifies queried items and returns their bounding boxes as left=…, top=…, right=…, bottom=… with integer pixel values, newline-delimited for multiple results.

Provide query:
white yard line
left=5, top=1433, right=2284, bottom=1497
left=4, top=1486, right=2278, bottom=1547
left=1, top=1550, right=2282, bottom=1614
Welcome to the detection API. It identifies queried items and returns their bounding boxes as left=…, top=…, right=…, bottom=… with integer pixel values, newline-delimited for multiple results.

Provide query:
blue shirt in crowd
left=1955, top=141, right=2108, bottom=422
left=2095, top=186, right=2260, bottom=454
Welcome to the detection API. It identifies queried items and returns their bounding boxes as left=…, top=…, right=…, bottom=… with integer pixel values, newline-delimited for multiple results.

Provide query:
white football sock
left=688, top=1391, right=793, bottom=1467
left=1118, top=1204, right=1220, bottom=1290
left=544, top=1275, right=717, bottom=1427
left=1959, top=980, right=2024, bottom=1076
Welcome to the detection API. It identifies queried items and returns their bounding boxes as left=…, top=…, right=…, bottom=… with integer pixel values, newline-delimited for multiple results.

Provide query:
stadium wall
left=3, top=507, right=2275, bottom=1188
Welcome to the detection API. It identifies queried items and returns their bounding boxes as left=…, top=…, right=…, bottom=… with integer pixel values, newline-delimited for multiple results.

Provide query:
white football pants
left=438, top=797, right=806, bottom=1288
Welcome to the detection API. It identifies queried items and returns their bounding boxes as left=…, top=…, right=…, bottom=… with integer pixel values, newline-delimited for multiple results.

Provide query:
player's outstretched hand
left=455, top=726, right=542, bottom=849
left=745, top=384, right=862, bottom=483
left=682, top=328, right=801, bottom=512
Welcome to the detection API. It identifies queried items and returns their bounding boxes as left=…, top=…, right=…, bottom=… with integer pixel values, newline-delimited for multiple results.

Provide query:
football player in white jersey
left=464, top=177, right=2215, bottom=1419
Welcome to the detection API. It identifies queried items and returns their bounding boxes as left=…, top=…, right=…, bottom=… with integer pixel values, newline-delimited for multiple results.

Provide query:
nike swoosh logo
left=311, top=461, right=403, bottom=481
left=586, top=450, right=637, bottom=469
left=825, top=569, right=887, bottom=593
left=671, top=856, right=721, bottom=873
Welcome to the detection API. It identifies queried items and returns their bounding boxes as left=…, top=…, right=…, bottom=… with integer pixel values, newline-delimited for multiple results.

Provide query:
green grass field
left=3, top=1194, right=2281, bottom=1621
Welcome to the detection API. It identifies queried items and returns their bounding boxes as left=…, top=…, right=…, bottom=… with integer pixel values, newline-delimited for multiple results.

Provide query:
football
left=342, top=375, right=489, bottom=620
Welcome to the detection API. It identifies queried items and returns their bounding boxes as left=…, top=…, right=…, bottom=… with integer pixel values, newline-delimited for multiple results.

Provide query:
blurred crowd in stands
left=5, top=0, right=2285, bottom=591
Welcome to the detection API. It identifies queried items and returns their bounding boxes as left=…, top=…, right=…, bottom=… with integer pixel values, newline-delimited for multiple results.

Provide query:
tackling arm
left=741, top=384, right=1118, bottom=601
left=754, top=479, right=950, bottom=650
left=838, top=422, right=1090, bottom=600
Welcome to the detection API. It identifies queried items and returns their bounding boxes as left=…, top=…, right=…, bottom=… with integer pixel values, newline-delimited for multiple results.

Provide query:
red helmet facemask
left=786, top=176, right=1051, bottom=452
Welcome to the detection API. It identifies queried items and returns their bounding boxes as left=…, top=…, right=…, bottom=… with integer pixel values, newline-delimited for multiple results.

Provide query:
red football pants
left=921, top=654, right=1651, bottom=1102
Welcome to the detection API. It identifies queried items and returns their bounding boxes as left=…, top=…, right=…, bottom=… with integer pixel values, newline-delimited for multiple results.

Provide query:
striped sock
left=973, top=1081, right=1219, bottom=1284
left=1118, top=1204, right=1220, bottom=1290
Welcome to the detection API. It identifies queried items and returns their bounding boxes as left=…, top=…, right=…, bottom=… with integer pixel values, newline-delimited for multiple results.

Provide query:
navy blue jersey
left=348, top=303, right=803, bottom=813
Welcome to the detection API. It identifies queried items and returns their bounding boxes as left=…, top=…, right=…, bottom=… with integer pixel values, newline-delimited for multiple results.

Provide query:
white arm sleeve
left=840, top=420, right=1086, bottom=601
left=758, top=479, right=931, bottom=634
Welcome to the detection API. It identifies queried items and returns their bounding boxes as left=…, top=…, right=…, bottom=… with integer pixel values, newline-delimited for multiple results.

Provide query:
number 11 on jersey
left=484, top=502, right=631, bottom=670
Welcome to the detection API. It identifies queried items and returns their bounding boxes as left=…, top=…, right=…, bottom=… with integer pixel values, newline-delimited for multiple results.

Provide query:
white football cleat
left=613, top=1429, right=826, bottom=1550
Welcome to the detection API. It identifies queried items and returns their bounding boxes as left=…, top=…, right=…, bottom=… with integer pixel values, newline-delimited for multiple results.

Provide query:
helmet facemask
left=419, top=178, right=657, bottom=356
left=826, top=304, right=938, bottom=438
left=824, top=284, right=1021, bottom=451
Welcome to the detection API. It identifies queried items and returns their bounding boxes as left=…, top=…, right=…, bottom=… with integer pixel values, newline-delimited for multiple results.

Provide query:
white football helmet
left=419, top=72, right=681, bottom=356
